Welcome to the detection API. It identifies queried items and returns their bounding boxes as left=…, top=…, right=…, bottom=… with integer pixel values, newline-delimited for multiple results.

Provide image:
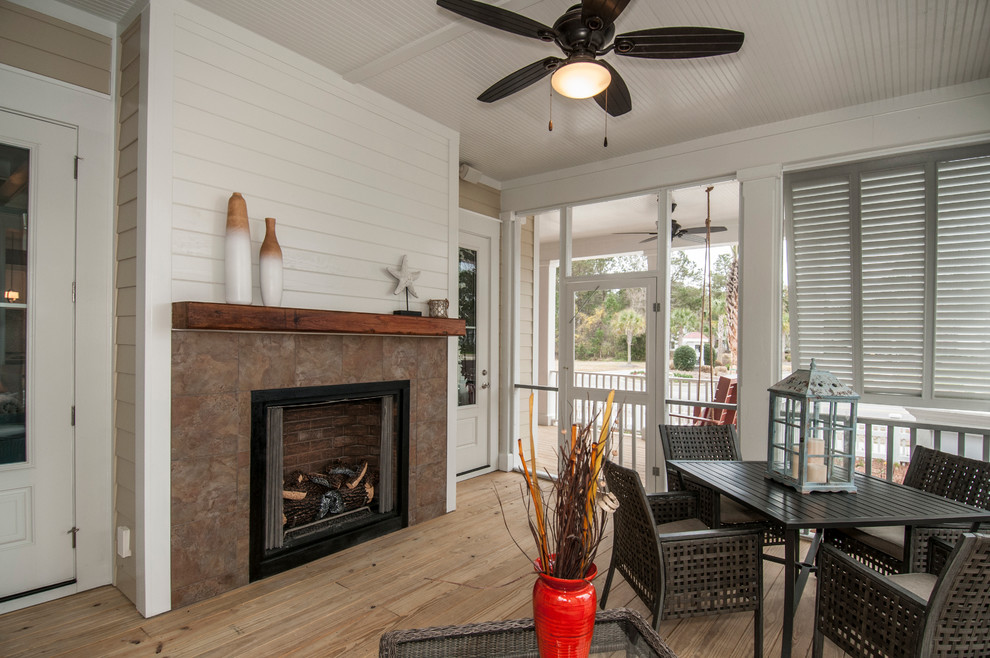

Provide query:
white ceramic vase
left=260, top=217, right=283, bottom=307
left=225, top=192, right=252, bottom=305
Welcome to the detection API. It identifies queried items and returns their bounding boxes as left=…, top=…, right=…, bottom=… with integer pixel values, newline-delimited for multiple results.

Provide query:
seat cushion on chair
left=843, top=525, right=905, bottom=560
left=656, top=518, right=709, bottom=535
left=888, top=572, right=938, bottom=601
left=719, top=497, right=766, bottom=525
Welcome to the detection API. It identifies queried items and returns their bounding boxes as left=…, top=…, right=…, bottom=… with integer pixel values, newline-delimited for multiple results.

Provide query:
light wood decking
left=0, top=471, right=847, bottom=657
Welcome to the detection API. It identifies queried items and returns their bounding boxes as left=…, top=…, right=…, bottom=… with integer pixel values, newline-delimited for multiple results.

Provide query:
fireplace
left=249, top=380, right=410, bottom=580
left=171, top=311, right=460, bottom=608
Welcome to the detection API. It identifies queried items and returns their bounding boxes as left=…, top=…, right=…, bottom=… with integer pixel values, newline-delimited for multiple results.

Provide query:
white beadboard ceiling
left=60, top=0, right=990, bottom=185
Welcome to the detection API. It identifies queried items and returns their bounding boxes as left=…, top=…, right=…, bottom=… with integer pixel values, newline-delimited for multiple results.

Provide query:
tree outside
left=612, top=308, right=645, bottom=364
left=669, top=246, right=737, bottom=370
left=556, top=247, right=738, bottom=376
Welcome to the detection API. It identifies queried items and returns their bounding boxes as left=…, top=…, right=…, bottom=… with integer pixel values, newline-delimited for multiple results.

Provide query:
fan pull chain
left=603, top=89, right=608, bottom=147
left=548, top=87, right=554, bottom=132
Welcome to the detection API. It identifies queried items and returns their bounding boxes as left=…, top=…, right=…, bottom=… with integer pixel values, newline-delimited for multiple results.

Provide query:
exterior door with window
left=0, top=111, right=77, bottom=603
left=559, top=275, right=658, bottom=488
left=456, top=212, right=499, bottom=477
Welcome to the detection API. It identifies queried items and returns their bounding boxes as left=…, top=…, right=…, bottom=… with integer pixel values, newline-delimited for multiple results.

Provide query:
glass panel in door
left=457, top=247, right=477, bottom=407
left=0, top=144, right=27, bottom=465
left=559, top=277, right=656, bottom=485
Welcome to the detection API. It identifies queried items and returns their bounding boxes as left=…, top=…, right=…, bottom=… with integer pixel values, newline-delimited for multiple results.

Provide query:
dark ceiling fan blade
left=614, top=231, right=656, bottom=235
left=593, top=61, right=631, bottom=116
left=478, top=58, right=561, bottom=103
left=613, top=27, right=744, bottom=59
left=581, top=0, right=631, bottom=30
left=639, top=235, right=659, bottom=244
left=437, top=0, right=557, bottom=41
left=681, top=225, right=728, bottom=234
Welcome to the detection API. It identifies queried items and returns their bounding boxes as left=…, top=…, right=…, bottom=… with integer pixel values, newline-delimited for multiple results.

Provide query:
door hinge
left=652, top=466, right=660, bottom=476
left=71, top=406, right=75, bottom=426
left=73, top=156, right=80, bottom=180
left=68, top=526, right=79, bottom=549
left=71, top=281, right=76, bottom=303
left=653, top=302, right=662, bottom=312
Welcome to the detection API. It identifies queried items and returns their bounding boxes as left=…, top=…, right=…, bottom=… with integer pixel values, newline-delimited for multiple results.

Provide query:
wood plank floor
left=0, top=471, right=849, bottom=657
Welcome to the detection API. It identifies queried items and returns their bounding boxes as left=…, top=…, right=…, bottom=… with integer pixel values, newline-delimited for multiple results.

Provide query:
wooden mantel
left=172, top=302, right=466, bottom=337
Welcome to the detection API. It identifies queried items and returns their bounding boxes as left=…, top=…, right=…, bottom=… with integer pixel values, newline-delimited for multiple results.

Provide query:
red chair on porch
left=676, top=375, right=737, bottom=426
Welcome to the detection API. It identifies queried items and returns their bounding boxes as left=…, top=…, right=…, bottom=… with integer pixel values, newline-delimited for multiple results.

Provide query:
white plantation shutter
left=934, top=155, right=990, bottom=400
left=785, top=143, right=990, bottom=408
left=788, top=177, right=855, bottom=384
left=860, top=166, right=927, bottom=396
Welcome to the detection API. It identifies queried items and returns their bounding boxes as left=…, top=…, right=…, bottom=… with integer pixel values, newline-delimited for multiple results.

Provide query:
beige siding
left=170, top=5, right=458, bottom=314
left=459, top=180, right=500, bottom=218
left=0, top=0, right=111, bottom=94
left=113, top=16, right=140, bottom=605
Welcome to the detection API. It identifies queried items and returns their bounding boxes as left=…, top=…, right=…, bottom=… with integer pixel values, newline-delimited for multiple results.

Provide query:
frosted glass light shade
left=551, top=61, right=611, bottom=99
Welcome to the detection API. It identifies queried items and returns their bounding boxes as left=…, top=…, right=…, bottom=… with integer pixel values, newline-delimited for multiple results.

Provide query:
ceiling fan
left=435, top=0, right=744, bottom=116
left=616, top=219, right=728, bottom=244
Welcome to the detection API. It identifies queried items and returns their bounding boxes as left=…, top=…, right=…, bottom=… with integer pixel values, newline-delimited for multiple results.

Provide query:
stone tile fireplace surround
left=170, top=303, right=461, bottom=608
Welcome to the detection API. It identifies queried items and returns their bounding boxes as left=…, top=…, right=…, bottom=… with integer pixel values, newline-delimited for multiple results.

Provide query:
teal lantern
left=767, top=360, right=860, bottom=493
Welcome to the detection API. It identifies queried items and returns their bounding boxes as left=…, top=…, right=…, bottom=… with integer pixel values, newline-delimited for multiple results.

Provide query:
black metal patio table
left=667, top=460, right=990, bottom=658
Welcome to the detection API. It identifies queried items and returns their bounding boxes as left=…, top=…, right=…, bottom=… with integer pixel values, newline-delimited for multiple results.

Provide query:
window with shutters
left=784, top=143, right=990, bottom=410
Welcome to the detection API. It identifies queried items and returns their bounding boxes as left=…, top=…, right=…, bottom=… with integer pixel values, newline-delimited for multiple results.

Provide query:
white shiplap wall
left=170, top=2, right=458, bottom=313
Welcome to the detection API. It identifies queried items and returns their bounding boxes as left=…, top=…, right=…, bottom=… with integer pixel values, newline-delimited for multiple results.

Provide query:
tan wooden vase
left=225, top=192, right=252, bottom=304
left=260, top=217, right=283, bottom=307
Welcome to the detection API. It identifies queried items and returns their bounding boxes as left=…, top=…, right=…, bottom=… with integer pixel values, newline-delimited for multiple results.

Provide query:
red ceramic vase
left=532, top=558, right=598, bottom=658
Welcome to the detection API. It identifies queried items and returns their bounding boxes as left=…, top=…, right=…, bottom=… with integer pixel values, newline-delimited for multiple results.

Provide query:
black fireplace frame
left=249, top=380, right=410, bottom=581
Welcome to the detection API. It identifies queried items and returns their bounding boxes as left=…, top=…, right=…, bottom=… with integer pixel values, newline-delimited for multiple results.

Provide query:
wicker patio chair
left=813, top=532, right=990, bottom=658
left=824, top=445, right=990, bottom=574
left=659, top=424, right=785, bottom=551
left=600, top=459, right=763, bottom=658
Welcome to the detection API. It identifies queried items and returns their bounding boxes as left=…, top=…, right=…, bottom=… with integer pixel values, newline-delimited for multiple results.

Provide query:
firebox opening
left=250, top=380, right=410, bottom=581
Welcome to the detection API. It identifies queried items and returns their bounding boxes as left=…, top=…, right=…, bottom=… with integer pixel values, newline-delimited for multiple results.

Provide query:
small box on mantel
left=766, top=359, right=860, bottom=493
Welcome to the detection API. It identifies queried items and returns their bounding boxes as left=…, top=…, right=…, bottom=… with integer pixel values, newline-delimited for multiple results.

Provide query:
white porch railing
left=541, top=370, right=990, bottom=485
left=855, top=417, right=990, bottom=482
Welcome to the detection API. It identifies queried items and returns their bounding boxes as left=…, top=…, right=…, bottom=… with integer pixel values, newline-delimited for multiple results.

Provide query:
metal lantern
left=766, top=360, right=860, bottom=493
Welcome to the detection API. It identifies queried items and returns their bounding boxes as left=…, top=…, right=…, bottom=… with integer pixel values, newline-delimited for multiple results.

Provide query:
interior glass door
left=0, top=112, right=78, bottom=605
left=0, top=144, right=27, bottom=465
left=0, top=145, right=30, bottom=464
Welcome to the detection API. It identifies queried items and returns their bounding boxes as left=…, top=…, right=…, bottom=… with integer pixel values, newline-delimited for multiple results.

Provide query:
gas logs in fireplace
left=282, top=460, right=377, bottom=528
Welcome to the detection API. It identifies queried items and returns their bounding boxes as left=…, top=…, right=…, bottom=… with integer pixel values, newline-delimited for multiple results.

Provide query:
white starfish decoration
left=387, top=255, right=420, bottom=298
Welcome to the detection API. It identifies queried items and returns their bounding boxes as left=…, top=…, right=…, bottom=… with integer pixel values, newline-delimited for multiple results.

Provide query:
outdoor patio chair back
left=600, top=459, right=764, bottom=658
left=659, top=423, right=786, bottom=551
left=659, top=424, right=740, bottom=492
left=904, top=445, right=990, bottom=509
left=814, top=532, right=990, bottom=658
left=826, top=445, right=990, bottom=573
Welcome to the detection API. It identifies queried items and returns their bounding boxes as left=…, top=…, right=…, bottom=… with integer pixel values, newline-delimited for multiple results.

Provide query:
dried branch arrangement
left=516, top=391, right=619, bottom=580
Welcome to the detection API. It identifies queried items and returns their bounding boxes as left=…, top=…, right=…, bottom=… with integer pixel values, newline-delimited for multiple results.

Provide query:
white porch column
left=736, top=165, right=783, bottom=459
left=498, top=210, right=520, bottom=471
left=537, top=258, right=553, bottom=425
left=134, top=0, right=175, bottom=617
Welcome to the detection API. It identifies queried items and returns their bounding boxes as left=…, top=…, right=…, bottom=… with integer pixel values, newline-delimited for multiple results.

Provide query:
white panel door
left=456, top=212, right=499, bottom=477
left=0, top=110, right=76, bottom=602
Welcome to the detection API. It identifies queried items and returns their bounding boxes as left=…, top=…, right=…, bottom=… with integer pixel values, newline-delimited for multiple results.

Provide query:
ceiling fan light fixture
left=551, top=59, right=611, bottom=99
